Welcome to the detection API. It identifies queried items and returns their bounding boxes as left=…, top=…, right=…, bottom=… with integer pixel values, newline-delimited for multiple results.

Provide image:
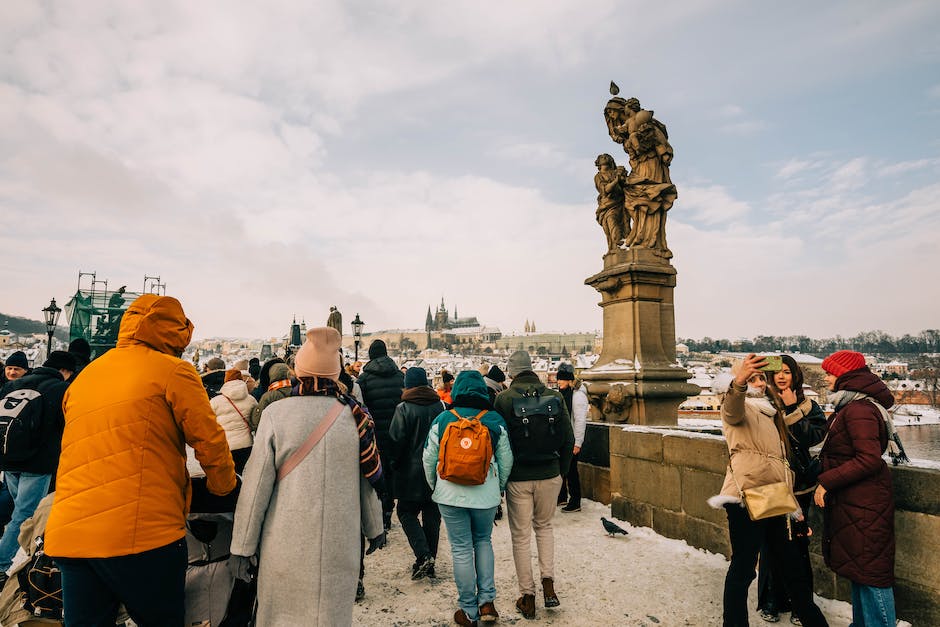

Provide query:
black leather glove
left=366, top=531, right=387, bottom=555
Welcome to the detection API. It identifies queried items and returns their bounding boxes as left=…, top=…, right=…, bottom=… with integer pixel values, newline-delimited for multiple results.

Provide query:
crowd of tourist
left=0, top=293, right=901, bottom=626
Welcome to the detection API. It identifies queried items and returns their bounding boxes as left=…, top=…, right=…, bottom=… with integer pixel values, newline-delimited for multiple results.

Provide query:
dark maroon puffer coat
left=818, top=367, right=895, bottom=587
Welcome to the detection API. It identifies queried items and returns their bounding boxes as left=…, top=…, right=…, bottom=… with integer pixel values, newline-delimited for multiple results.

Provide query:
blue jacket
left=422, top=371, right=513, bottom=509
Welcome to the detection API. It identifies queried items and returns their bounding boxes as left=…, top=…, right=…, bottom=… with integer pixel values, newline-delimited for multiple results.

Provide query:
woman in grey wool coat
left=230, top=327, right=385, bottom=626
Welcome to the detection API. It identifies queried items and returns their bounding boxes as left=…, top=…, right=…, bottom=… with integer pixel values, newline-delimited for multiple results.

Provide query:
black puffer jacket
left=357, top=356, right=404, bottom=444
left=388, top=387, right=446, bottom=501
left=0, top=366, right=68, bottom=475
left=782, top=398, right=827, bottom=493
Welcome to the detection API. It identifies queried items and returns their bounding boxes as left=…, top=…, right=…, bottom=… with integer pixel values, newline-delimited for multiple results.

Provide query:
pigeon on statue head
left=601, top=517, right=629, bottom=537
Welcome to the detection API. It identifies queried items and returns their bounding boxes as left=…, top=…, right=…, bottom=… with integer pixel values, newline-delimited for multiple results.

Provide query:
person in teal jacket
left=423, top=370, right=513, bottom=626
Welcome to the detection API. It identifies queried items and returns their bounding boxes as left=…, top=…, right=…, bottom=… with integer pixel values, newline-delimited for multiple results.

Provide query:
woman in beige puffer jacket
left=210, top=369, right=257, bottom=473
left=708, top=354, right=828, bottom=627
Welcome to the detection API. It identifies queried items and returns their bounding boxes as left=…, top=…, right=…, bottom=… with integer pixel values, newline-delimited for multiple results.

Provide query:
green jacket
left=494, top=372, right=574, bottom=482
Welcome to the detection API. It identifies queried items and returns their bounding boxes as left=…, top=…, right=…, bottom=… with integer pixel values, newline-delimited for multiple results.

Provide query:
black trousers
left=56, top=538, right=187, bottom=627
left=723, top=505, right=827, bottom=627
left=558, top=452, right=581, bottom=507
left=757, top=494, right=815, bottom=615
left=396, top=498, right=441, bottom=561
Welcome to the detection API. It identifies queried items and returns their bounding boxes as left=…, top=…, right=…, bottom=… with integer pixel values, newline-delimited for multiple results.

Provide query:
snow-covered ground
left=353, top=499, right=860, bottom=626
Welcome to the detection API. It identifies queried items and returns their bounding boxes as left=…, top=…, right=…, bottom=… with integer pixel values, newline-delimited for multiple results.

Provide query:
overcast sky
left=2, top=1, right=939, bottom=341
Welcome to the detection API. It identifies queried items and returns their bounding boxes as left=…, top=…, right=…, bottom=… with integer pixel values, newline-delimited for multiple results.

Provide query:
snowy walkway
left=353, top=499, right=857, bottom=626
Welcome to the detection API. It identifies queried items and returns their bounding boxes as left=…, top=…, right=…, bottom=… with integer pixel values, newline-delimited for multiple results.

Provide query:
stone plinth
left=582, top=247, right=698, bottom=425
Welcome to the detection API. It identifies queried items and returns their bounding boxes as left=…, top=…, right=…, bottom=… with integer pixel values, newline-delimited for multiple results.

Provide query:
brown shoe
left=454, top=609, right=478, bottom=626
left=542, top=577, right=560, bottom=608
left=479, top=601, right=499, bottom=623
left=516, top=594, right=536, bottom=619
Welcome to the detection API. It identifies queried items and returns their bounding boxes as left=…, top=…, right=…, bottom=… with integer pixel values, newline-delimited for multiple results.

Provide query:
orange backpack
left=437, top=409, right=493, bottom=486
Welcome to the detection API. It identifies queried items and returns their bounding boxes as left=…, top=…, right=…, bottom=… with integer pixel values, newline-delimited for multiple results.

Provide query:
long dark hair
left=779, top=354, right=806, bottom=404
left=764, top=384, right=793, bottom=458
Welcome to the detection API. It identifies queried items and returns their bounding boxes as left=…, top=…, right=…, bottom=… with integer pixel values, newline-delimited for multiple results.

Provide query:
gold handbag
left=729, top=451, right=799, bottom=521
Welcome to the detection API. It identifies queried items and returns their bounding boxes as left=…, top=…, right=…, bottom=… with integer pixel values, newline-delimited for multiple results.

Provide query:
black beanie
left=486, top=365, right=506, bottom=383
left=404, top=367, right=429, bottom=389
left=4, top=351, right=28, bottom=370
left=368, top=339, right=387, bottom=360
left=44, top=350, right=77, bottom=373
left=441, top=370, right=454, bottom=384
left=556, top=363, right=575, bottom=381
left=68, top=338, right=92, bottom=366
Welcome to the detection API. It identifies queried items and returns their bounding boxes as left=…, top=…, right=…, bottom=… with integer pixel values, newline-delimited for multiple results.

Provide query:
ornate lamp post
left=42, top=298, right=62, bottom=357
left=352, top=313, right=364, bottom=362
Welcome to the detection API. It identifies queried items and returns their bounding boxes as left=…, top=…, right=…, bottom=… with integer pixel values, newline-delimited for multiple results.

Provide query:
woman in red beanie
left=815, top=350, right=897, bottom=626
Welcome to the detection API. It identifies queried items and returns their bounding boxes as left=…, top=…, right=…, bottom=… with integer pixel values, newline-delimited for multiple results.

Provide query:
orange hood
left=116, top=294, right=194, bottom=357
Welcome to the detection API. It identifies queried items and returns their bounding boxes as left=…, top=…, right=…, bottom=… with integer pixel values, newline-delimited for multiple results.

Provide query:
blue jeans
left=0, top=471, right=52, bottom=572
left=439, top=504, right=497, bottom=621
left=850, top=582, right=896, bottom=627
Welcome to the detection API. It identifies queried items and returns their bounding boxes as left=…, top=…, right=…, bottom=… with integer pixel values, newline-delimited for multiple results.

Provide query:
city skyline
left=1, top=2, right=938, bottom=340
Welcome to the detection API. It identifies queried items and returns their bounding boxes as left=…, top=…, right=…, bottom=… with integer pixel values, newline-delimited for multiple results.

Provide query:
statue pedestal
left=583, top=247, right=699, bottom=425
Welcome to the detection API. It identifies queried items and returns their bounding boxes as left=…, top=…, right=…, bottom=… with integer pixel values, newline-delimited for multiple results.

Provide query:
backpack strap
left=222, top=395, right=252, bottom=432
left=449, top=409, right=487, bottom=421
left=276, top=401, right=345, bottom=482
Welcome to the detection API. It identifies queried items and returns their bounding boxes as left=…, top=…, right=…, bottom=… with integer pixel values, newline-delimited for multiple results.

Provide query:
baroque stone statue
left=327, top=306, right=342, bottom=336
left=594, top=153, right=628, bottom=253
left=601, top=84, right=676, bottom=259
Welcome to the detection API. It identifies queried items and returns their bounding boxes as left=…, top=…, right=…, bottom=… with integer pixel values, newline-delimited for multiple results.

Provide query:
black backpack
left=0, top=388, right=45, bottom=463
left=16, top=536, right=63, bottom=621
left=509, top=389, right=564, bottom=464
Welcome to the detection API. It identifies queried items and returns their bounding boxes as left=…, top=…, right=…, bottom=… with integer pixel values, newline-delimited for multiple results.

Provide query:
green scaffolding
left=65, top=281, right=143, bottom=358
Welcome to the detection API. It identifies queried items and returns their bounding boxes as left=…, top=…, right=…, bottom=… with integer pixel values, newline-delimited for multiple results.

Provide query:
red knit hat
left=821, top=350, right=866, bottom=377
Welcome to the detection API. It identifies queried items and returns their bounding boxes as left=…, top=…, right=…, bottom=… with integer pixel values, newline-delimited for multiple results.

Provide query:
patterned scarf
left=292, top=376, right=383, bottom=489
left=268, top=379, right=292, bottom=392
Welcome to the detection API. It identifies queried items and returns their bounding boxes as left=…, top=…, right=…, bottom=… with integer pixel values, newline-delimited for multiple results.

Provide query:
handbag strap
left=276, top=401, right=345, bottom=483
left=223, top=395, right=252, bottom=432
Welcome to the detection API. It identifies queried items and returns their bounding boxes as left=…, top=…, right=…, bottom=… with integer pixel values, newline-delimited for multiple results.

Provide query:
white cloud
left=679, top=185, right=751, bottom=225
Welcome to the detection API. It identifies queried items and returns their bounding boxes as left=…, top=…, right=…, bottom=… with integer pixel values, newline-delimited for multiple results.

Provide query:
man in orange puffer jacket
left=45, top=294, right=237, bottom=626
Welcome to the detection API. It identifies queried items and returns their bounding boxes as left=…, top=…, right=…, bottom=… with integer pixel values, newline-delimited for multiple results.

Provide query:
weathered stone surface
left=620, top=430, right=664, bottom=462
left=652, top=506, right=686, bottom=541
left=610, top=454, right=624, bottom=494
left=579, top=463, right=611, bottom=505
left=620, top=457, right=681, bottom=511
left=894, top=510, right=940, bottom=587
left=684, top=516, right=730, bottom=558
left=891, top=465, right=940, bottom=515
left=895, top=579, right=940, bottom=626
left=664, top=433, right=727, bottom=474
left=611, top=493, right=651, bottom=528
left=680, top=467, right=726, bottom=526
left=580, top=423, right=610, bottom=468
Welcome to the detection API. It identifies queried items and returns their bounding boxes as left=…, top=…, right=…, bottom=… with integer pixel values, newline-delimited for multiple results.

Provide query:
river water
left=897, top=424, right=940, bottom=462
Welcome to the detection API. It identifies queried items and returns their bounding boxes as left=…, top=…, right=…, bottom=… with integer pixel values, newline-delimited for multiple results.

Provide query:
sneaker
left=479, top=601, right=499, bottom=623
left=557, top=497, right=568, bottom=506
left=758, top=609, right=780, bottom=623
left=542, top=577, right=560, bottom=608
left=561, top=503, right=581, bottom=512
left=427, top=563, right=436, bottom=579
left=412, top=556, right=435, bottom=580
left=789, top=615, right=802, bottom=626
left=355, top=579, right=365, bottom=602
left=453, top=609, right=478, bottom=626
left=516, top=594, right=536, bottom=619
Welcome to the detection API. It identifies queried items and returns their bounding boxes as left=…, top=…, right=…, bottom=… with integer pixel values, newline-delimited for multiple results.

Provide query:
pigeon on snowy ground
left=601, top=517, right=628, bottom=537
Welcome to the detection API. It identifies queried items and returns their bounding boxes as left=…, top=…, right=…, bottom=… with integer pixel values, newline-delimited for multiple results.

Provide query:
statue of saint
left=602, top=90, right=676, bottom=258
left=327, top=306, right=343, bottom=336
left=594, top=153, right=629, bottom=253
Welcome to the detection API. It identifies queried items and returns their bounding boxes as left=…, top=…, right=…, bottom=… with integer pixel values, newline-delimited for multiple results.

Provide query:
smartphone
left=758, top=355, right=783, bottom=372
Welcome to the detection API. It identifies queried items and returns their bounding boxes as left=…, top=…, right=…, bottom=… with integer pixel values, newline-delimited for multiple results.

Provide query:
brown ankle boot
left=542, top=577, right=560, bottom=607
left=515, top=594, right=536, bottom=619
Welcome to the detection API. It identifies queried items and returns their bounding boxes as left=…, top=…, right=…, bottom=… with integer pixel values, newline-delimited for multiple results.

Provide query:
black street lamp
left=42, top=298, right=62, bottom=357
left=352, top=313, right=364, bottom=362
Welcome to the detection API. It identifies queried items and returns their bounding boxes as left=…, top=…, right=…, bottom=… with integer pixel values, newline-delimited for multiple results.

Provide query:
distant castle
left=425, top=298, right=480, bottom=332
